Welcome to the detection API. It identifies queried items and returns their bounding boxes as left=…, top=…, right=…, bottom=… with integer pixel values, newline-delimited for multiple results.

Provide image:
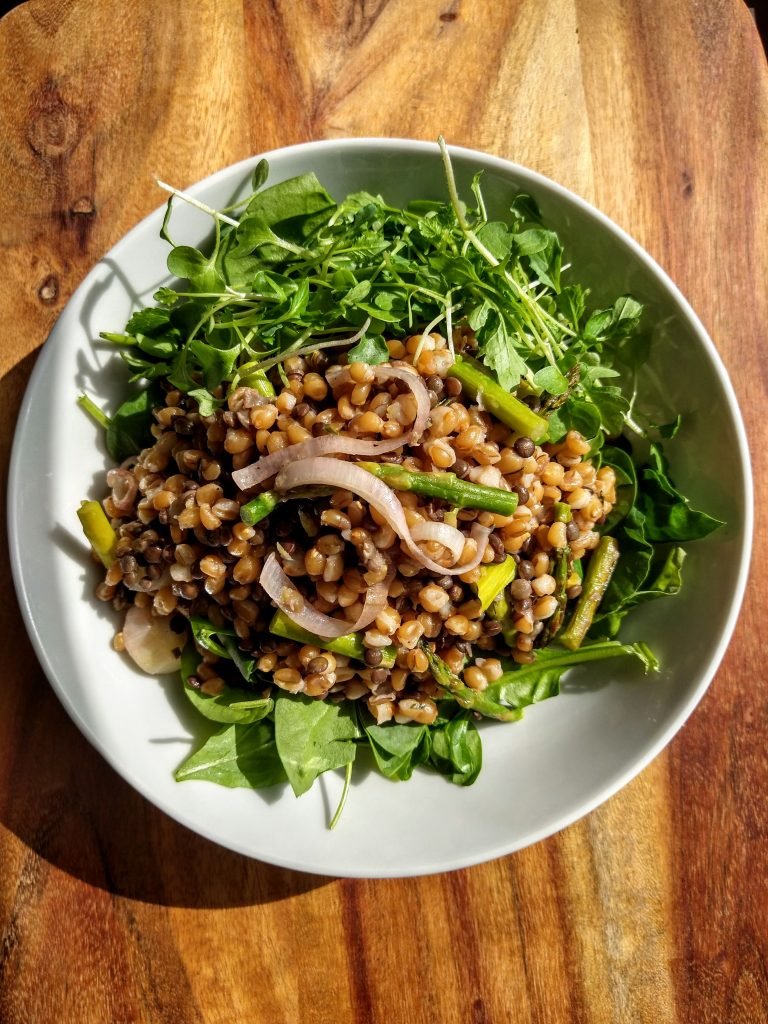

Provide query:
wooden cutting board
left=0, top=2, right=766, bottom=1021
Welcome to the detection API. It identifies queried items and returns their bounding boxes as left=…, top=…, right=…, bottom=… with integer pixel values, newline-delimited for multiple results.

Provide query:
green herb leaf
left=359, top=710, right=429, bottom=781
left=175, top=722, right=286, bottom=788
left=347, top=333, right=390, bottom=365
left=180, top=646, right=272, bottom=725
left=106, top=387, right=159, bottom=461
left=428, top=712, right=482, bottom=786
left=274, top=693, right=359, bottom=797
left=639, top=444, right=725, bottom=541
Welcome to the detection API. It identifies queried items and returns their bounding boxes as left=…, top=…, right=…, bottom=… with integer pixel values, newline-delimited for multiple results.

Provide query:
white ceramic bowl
left=8, top=139, right=752, bottom=877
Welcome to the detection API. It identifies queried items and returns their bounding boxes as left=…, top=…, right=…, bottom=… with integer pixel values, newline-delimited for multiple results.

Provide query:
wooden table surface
left=1, top=2, right=766, bottom=1021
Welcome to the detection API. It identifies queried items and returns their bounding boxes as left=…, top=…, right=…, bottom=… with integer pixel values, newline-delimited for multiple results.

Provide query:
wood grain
left=0, top=1, right=766, bottom=1022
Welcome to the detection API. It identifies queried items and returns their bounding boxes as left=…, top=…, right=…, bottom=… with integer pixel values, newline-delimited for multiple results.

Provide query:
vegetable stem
left=77, top=500, right=118, bottom=567
left=269, top=611, right=397, bottom=668
left=475, top=556, right=517, bottom=612
left=241, top=490, right=281, bottom=525
left=329, top=760, right=352, bottom=830
left=421, top=644, right=523, bottom=722
left=77, top=394, right=111, bottom=430
left=559, top=536, right=620, bottom=649
left=356, top=462, right=518, bottom=515
left=447, top=356, right=549, bottom=441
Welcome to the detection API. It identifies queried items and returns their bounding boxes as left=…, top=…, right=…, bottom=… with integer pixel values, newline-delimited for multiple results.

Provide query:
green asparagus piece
left=241, top=490, right=281, bottom=525
left=559, top=536, right=620, bottom=650
left=77, top=394, right=111, bottom=429
left=269, top=611, right=397, bottom=669
left=356, top=462, right=518, bottom=515
left=421, top=643, right=523, bottom=722
left=487, top=590, right=509, bottom=622
left=540, top=501, right=574, bottom=643
left=475, top=555, right=517, bottom=612
left=239, top=368, right=276, bottom=397
left=77, top=500, right=118, bottom=567
left=553, top=501, right=572, bottom=523
left=447, top=355, right=549, bottom=441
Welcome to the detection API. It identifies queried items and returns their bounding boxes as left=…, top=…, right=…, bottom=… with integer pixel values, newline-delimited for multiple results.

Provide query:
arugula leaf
left=167, top=245, right=224, bottom=291
left=347, top=333, right=389, bottom=365
left=274, top=694, right=359, bottom=797
left=126, top=308, right=172, bottom=336
left=175, top=722, right=286, bottom=788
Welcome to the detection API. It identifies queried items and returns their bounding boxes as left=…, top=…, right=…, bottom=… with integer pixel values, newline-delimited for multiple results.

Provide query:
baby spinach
left=105, top=386, right=160, bottom=462
left=175, top=721, right=286, bottom=789
left=427, top=712, right=482, bottom=786
left=181, top=647, right=271, bottom=726
left=274, top=694, right=359, bottom=797
left=638, top=444, right=724, bottom=541
left=359, top=711, right=430, bottom=781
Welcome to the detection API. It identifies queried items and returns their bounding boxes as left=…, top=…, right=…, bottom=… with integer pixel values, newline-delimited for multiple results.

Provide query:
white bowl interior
left=8, top=140, right=751, bottom=877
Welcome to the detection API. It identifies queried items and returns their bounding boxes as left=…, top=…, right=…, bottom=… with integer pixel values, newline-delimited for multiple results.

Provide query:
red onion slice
left=106, top=468, right=138, bottom=516
left=231, top=363, right=430, bottom=491
left=410, top=521, right=466, bottom=564
left=260, top=552, right=389, bottom=638
left=274, top=457, right=490, bottom=576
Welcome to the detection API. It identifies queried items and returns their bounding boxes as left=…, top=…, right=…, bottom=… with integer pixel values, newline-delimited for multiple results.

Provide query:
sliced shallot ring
left=106, top=467, right=138, bottom=515
left=122, top=604, right=183, bottom=675
left=231, top=363, right=430, bottom=491
left=409, top=521, right=466, bottom=564
left=260, top=552, right=390, bottom=638
left=274, top=457, right=490, bottom=576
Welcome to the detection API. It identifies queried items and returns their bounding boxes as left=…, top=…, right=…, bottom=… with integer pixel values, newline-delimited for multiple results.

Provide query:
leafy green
left=175, top=722, right=286, bottom=788
left=98, top=149, right=655, bottom=422
left=274, top=694, right=359, bottom=797
left=180, top=647, right=270, bottom=725
left=638, top=444, right=724, bottom=541
left=105, top=387, right=159, bottom=462
left=360, top=711, right=430, bottom=781
left=486, top=640, right=658, bottom=711
left=427, top=712, right=482, bottom=786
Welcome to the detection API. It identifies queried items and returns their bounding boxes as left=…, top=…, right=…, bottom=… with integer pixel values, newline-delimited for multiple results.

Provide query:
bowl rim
left=8, top=137, right=754, bottom=876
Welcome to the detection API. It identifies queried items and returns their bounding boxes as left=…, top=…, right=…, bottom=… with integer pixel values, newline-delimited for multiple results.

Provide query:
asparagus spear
left=239, top=368, right=275, bottom=397
left=240, top=489, right=281, bottom=525
left=77, top=500, right=118, bottom=567
left=541, top=502, right=573, bottom=642
left=356, top=462, right=518, bottom=515
left=447, top=355, right=549, bottom=441
left=559, top=536, right=620, bottom=650
left=269, top=610, right=397, bottom=668
left=421, top=643, right=523, bottom=722
left=475, top=555, right=517, bottom=612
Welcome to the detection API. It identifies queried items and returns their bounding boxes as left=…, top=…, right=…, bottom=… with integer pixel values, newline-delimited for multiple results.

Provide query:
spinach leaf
left=189, top=616, right=235, bottom=658
left=274, top=694, right=359, bottom=797
left=106, top=386, right=159, bottom=462
left=175, top=721, right=286, bottom=788
left=359, top=710, right=429, bottom=781
left=485, top=640, right=657, bottom=710
left=245, top=172, right=335, bottom=228
left=638, top=444, right=725, bottom=541
left=180, top=647, right=271, bottom=725
left=428, top=712, right=482, bottom=786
